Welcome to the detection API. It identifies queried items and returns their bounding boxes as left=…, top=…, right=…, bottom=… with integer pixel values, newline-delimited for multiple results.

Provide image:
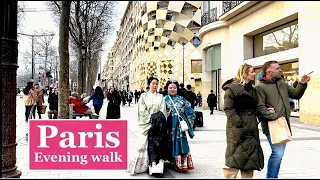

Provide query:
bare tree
left=69, top=58, right=78, bottom=91
left=58, top=1, right=71, bottom=119
left=264, top=24, right=298, bottom=54
left=17, top=1, right=26, bottom=31
left=47, top=1, right=118, bottom=95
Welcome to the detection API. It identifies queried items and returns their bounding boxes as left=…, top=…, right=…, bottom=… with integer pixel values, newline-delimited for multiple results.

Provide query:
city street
left=15, top=93, right=320, bottom=179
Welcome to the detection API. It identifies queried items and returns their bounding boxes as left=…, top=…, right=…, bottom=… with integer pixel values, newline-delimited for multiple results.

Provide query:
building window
left=191, top=60, right=202, bottom=73
left=166, top=13, right=173, bottom=21
left=254, top=20, right=298, bottom=57
left=205, top=44, right=221, bottom=71
left=168, top=39, right=175, bottom=46
left=193, top=36, right=201, bottom=47
left=193, top=11, right=197, bottom=16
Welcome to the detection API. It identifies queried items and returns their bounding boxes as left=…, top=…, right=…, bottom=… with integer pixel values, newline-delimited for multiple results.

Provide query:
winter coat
left=23, top=89, right=37, bottom=106
left=222, top=79, right=264, bottom=171
left=88, top=92, right=104, bottom=106
left=34, top=88, right=44, bottom=106
left=69, top=96, right=89, bottom=114
left=106, top=91, right=121, bottom=119
left=48, top=92, right=58, bottom=111
left=207, top=93, right=217, bottom=107
left=255, top=72, right=307, bottom=135
left=185, top=91, right=198, bottom=109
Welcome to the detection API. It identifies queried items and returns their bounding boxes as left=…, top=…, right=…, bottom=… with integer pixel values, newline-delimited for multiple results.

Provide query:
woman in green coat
left=221, top=63, right=265, bottom=178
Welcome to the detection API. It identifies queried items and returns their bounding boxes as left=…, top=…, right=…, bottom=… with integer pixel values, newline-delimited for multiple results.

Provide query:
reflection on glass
left=254, top=20, right=298, bottom=57
left=191, top=60, right=202, bottom=73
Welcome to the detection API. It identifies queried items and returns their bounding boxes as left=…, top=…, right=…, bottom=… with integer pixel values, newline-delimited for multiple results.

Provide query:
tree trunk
left=76, top=47, right=84, bottom=96
left=1, top=1, right=22, bottom=178
left=58, top=1, right=71, bottom=119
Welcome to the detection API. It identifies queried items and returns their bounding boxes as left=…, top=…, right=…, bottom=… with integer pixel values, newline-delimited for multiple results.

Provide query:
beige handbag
left=168, top=96, right=189, bottom=132
left=268, top=116, right=292, bottom=145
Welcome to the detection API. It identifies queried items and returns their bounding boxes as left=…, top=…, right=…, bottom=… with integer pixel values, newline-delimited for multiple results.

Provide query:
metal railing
left=222, top=1, right=244, bottom=14
left=158, top=1, right=169, bottom=9
left=201, top=8, right=219, bottom=27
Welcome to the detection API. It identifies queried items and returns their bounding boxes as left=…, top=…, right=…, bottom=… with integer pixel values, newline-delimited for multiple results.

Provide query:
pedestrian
left=87, top=86, right=104, bottom=115
left=47, top=88, right=58, bottom=119
left=134, top=90, right=139, bottom=104
left=207, top=90, right=217, bottom=114
left=120, top=90, right=126, bottom=106
left=69, top=92, right=93, bottom=118
left=184, top=84, right=198, bottom=109
left=178, top=83, right=187, bottom=98
left=23, top=81, right=37, bottom=122
left=106, top=87, right=121, bottom=119
left=128, top=77, right=167, bottom=177
left=158, top=87, right=163, bottom=94
left=197, top=92, right=202, bottom=107
left=164, top=79, right=195, bottom=172
left=256, top=60, right=311, bottom=178
left=127, top=91, right=133, bottom=106
left=80, top=93, right=87, bottom=102
left=33, top=84, right=44, bottom=119
left=221, top=63, right=264, bottom=178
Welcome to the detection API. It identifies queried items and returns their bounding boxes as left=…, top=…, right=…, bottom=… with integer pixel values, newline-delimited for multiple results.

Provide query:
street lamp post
left=182, top=42, right=185, bottom=83
left=81, top=46, right=86, bottom=95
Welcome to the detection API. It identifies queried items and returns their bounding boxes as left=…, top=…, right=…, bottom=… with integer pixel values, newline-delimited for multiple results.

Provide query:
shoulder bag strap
left=168, top=95, right=182, bottom=118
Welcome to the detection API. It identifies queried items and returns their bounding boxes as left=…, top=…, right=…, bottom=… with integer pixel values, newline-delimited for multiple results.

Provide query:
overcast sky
left=18, top=1, right=128, bottom=74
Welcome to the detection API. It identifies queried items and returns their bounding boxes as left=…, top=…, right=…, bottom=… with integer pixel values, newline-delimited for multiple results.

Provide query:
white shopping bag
left=127, top=134, right=149, bottom=175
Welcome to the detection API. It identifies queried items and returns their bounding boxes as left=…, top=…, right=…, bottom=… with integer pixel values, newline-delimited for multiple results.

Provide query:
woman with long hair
left=87, top=86, right=104, bottom=115
left=23, top=81, right=37, bottom=122
left=164, top=79, right=195, bottom=172
left=221, top=63, right=265, bottom=178
left=128, top=77, right=167, bottom=177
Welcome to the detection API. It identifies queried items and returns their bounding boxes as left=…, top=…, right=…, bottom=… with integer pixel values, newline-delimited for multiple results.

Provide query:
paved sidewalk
left=14, top=94, right=320, bottom=178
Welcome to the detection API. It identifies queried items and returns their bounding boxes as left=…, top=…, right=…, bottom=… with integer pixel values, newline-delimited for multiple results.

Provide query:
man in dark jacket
left=184, top=85, right=198, bottom=109
left=178, top=83, right=187, bottom=98
left=255, top=60, right=311, bottom=178
left=207, top=90, right=217, bottom=114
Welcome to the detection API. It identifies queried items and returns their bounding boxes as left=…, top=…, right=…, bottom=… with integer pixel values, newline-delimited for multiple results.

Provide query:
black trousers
left=94, top=105, right=103, bottom=115
left=36, top=105, right=42, bottom=119
left=25, top=105, right=36, bottom=122
left=209, top=106, right=214, bottom=114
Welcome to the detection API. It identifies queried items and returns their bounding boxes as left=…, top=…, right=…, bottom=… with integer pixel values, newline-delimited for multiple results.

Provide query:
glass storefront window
left=254, top=20, right=298, bottom=57
left=191, top=60, right=202, bottom=73
left=254, top=61, right=299, bottom=84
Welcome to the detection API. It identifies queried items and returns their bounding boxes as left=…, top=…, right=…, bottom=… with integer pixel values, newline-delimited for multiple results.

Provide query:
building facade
left=104, top=1, right=204, bottom=94
left=199, top=1, right=320, bottom=125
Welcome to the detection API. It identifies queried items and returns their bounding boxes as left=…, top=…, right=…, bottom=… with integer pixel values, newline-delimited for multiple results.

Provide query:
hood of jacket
left=257, top=72, right=281, bottom=84
left=222, top=78, right=235, bottom=91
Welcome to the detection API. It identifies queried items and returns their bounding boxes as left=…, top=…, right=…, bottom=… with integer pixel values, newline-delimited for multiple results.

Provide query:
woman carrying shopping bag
left=164, top=79, right=196, bottom=172
left=127, top=76, right=167, bottom=177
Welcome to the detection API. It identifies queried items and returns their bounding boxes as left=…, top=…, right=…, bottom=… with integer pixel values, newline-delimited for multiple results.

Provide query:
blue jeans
left=266, top=134, right=287, bottom=178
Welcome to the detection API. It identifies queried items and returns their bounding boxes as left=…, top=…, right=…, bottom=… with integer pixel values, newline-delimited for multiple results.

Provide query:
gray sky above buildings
left=18, top=1, right=128, bottom=74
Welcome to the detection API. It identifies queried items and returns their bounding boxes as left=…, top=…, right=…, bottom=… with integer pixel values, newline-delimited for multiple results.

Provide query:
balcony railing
left=158, top=1, right=169, bottom=10
left=222, top=1, right=244, bottom=14
left=201, top=8, right=219, bottom=27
